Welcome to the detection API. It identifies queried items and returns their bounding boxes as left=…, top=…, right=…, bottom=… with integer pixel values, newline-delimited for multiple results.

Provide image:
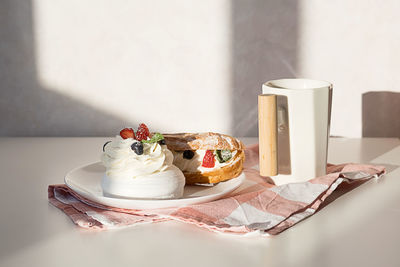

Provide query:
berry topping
left=158, top=139, right=166, bottom=145
left=102, top=141, right=111, bottom=152
left=120, top=128, right=135, bottom=139
left=131, top=142, right=144, bottom=155
left=202, top=150, right=215, bottom=168
left=136, top=123, right=150, bottom=141
left=183, top=150, right=195, bottom=159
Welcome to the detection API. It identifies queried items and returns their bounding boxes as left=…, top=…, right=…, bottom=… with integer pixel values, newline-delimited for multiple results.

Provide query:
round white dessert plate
left=64, top=162, right=245, bottom=209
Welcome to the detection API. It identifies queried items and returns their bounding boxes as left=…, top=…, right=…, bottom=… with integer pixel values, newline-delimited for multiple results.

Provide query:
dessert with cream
left=101, top=124, right=185, bottom=199
left=163, top=132, right=245, bottom=184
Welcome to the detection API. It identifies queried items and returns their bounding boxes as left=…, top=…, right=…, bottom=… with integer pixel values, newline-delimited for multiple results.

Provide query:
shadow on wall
left=362, top=91, right=400, bottom=137
left=0, top=0, right=130, bottom=137
left=231, top=0, right=298, bottom=137
left=1, top=1, right=298, bottom=137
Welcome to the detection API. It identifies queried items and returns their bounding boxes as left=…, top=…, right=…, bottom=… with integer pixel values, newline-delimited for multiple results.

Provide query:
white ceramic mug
left=262, top=78, right=333, bottom=185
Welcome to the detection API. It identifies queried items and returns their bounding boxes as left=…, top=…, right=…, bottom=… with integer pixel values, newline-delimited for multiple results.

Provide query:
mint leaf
left=141, top=133, right=164, bottom=144
left=215, top=150, right=232, bottom=163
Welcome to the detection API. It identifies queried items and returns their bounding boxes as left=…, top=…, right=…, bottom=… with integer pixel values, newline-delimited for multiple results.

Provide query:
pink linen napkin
left=48, top=144, right=385, bottom=236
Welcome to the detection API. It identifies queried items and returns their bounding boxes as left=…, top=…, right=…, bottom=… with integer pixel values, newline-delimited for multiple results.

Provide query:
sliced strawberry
left=136, top=123, right=150, bottom=141
left=120, top=128, right=135, bottom=139
left=202, top=150, right=215, bottom=168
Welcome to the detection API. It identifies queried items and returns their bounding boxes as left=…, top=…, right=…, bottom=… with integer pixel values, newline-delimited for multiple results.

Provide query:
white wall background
left=1, top=0, right=399, bottom=137
left=297, top=1, right=400, bottom=137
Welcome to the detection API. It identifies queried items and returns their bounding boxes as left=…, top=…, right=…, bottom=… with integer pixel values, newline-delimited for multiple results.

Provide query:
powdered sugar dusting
left=163, top=132, right=244, bottom=151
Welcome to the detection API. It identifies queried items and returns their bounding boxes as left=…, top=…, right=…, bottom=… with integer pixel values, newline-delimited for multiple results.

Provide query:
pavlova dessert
left=101, top=124, right=185, bottom=199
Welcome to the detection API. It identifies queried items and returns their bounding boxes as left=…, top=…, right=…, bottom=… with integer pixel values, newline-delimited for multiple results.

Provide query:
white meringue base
left=101, top=165, right=185, bottom=199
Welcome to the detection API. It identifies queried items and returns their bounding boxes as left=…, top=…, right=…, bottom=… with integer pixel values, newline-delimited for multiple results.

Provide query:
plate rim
left=64, top=161, right=245, bottom=209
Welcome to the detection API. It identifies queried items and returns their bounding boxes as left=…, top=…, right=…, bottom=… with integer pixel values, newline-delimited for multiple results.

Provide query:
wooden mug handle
left=258, top=94, right=278, bottom=176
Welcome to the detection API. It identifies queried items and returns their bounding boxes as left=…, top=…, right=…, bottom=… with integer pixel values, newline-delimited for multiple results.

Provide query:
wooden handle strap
left=258, top=94, right=278, bottom=176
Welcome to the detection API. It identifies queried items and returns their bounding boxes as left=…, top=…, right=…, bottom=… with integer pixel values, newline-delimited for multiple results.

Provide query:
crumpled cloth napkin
left=48, top=144, right=385, bottom=236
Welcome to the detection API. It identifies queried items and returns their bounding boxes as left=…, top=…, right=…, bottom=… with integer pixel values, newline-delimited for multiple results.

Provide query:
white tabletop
left=1, top=137, right=400, bottom=267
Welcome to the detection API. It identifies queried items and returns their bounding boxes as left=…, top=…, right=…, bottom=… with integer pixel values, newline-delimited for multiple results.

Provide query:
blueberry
left=183, top=150, right=195, bottom=159
left=103, top=141, right=111, bottom=152
left=158, top=139, right=166, bottom=145
left=131, top=142, right=144, bottom=155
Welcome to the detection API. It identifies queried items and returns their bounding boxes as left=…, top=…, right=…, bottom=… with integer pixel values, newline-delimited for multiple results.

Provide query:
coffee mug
left=260, top=78, right=333, bottom=185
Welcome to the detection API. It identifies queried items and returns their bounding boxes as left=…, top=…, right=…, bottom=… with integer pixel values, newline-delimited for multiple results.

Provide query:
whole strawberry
left=136, top=123, right=150, bottom=141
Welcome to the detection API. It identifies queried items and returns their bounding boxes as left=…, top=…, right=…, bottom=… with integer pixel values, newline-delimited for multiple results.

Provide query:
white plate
left=64, top=162, right=245, bottom=209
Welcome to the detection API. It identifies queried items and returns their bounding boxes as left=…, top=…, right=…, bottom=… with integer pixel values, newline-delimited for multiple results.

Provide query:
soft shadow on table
left=317, top=180, right=368, bottom=211
left=274, top=163, right=399, bottom=236
left=371, top=163, right=400, bottom=175
left=317, top=163, right=399, bottom=212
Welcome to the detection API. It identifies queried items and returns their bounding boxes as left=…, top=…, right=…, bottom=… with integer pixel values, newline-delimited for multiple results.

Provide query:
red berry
left=202, top=150, right=215, bottom=168
left=136, top=123, right=150, bottom=141
left=120, top=128, right=135, bottom=139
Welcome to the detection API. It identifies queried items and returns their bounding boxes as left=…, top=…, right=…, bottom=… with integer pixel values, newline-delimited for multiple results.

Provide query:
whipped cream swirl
left=101, top=136, right=185, bottom=199
left=101, top=136, right=173, bottom=179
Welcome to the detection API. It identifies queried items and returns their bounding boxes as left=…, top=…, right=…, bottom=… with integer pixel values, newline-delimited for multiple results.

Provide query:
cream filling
left=172, top=150, right=238, bottom=173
